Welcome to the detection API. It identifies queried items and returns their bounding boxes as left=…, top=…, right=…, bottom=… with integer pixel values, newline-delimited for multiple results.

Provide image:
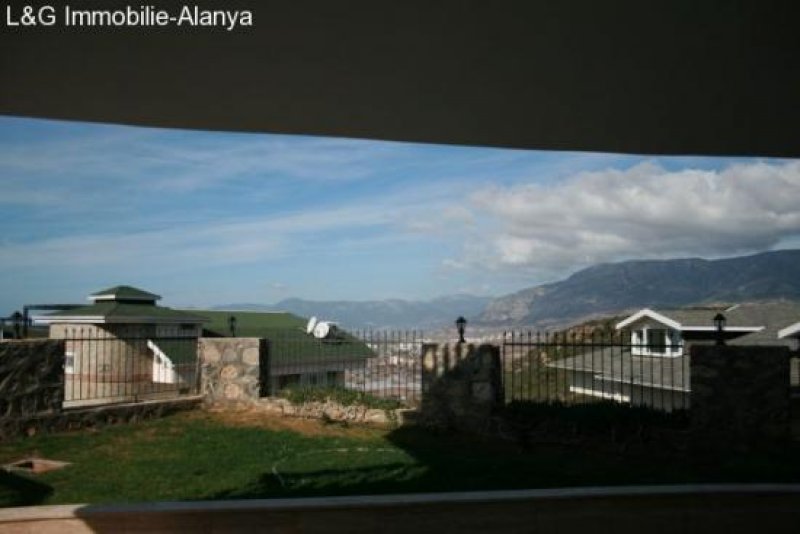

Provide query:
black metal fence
left=62, top=327, right=200, bottom=408
left=502, top=330, right=691, bottom=412
left=261, top=330, right=425, bottom=406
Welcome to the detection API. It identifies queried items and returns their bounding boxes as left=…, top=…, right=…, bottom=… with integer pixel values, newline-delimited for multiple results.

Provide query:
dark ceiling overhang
left=1, top=0, right=799, bottom=157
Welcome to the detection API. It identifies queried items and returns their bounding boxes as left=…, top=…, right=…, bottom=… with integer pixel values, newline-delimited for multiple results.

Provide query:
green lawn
left=1, top=410, right=799, bottom=507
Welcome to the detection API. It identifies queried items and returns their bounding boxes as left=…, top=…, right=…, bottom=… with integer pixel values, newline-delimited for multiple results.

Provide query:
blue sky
left=1, top=116, right=799, bottom=313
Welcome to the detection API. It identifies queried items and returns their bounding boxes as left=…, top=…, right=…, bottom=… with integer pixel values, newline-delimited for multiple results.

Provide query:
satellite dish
left=306, top=316, right=318, bottom=335
left=313, top=321, right=330, bottom=339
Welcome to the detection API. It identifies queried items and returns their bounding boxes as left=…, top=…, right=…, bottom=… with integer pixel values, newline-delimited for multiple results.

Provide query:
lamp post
left=455, top=316, right=467, bottom=343
left=714, top=313, right=726, bottom=346
left=228, top=315, right=237, bottom=337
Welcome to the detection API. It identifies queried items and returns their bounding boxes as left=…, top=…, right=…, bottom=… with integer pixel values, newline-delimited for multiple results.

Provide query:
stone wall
left=418, top=343, right=504, bottom=432
left=0, top=396, right=201, bottom=441
left=690, top=345, right=791, bottom=452
left=255, top=397, right=411, bottom=427
left=0, top=340, right=65, bottom=420
left=198, top=338, right=503, bottom=430
left=199, top=338, right=265, bottom=406
left=198, top=337, right=412, bottom=426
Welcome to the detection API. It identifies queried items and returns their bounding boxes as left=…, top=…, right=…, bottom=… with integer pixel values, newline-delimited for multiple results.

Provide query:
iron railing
left=62, top=327, right=200, bottom=408
left=501, top=330, right=691, bottom=412
left=261, top=330, right=425, bottom=406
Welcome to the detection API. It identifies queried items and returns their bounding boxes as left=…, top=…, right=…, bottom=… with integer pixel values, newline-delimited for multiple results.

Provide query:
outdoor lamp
left=713, top=313, right=726, bottom=346
left=228, top=315, right=237, bottom=337
left=456, top=316, right=467, bottom=343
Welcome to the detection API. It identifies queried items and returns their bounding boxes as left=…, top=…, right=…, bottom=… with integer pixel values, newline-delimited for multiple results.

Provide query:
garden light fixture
left=456, top=316, right=467, bottom=343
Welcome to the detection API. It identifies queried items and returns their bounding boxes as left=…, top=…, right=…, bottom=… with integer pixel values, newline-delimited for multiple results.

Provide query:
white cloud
left=0, top=191, right=424, bottom=275
left=441, top=258, right=468, bottom=270
left=0, top=127, right=408, bottom=207
left=460, top=160, right=800, bottom=275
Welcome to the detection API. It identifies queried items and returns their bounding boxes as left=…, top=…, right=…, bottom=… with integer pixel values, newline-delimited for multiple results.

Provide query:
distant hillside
left=479, top=249, right=800, bottom=328
left=214, top=294, right=491, bottom=330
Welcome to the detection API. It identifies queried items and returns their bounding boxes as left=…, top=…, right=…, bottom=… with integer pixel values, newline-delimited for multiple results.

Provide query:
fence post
left=421, top=343, right=439, bottom=396
left=259, top=338, right=271, bottom=397
left=474, top=344, right=504, bottom=409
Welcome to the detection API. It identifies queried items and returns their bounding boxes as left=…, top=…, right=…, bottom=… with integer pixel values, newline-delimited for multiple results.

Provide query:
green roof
left=90, top=285, right=161, bottom=302
left=43, top=301, right=207, bottom=323
left=189, top=310, right=310, bottom=335
left=38, top=286, right=204, bottom=324
left=184, top=310, right=375, bottom=365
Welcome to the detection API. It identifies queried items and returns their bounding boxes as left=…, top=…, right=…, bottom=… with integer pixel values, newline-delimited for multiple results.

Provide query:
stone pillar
left=420, top=343, right=439, bottom=396
left=419, top=343, right=503, bottom=432
left=199, top=338, right=264, bottom=407
left=690, top=345, right=791, bottom=452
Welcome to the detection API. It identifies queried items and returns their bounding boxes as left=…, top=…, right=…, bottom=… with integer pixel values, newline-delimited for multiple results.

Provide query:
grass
left=1, top=409, right=800, bottom=507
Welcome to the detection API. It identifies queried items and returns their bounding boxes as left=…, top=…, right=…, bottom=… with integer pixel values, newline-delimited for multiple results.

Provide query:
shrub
left=278, top=386, right=403, bottom=410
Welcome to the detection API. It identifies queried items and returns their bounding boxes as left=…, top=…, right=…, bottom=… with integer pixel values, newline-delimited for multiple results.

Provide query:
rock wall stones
left=690, top=345, right=791, bottom=452
left=199, top=338, right=266, bottom=406
left=255, top=397, right=410, bottom=427
left=419, top=343, right=504, bottom=432
left=0, top=340, right=65, bottom=419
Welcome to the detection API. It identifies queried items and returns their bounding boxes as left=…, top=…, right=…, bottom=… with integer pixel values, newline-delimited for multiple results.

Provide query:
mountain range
left=479, top=249, right=800, bottom=328
left=213, top=294, right=491, bottom=330
left=215, top=249, right=800, bottom=330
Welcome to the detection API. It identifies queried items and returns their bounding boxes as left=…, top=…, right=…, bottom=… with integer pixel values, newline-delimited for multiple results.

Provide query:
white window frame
left=631, top=326, right=683, bottom=357
left=64, top=351, right=75, bottom=374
